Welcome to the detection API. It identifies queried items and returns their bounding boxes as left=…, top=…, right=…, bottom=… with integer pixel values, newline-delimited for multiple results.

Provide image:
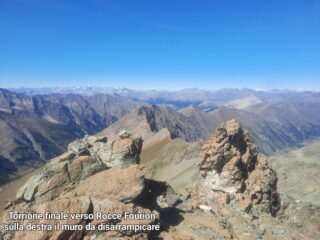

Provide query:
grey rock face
left=16, top=174, right=48, bottom=202
left=68, top=137, right=92, bottom=156
left=94, top=133, right=143, bottom=168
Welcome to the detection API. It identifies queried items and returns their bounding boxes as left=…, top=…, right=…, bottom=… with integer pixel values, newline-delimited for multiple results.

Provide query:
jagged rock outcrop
left=0, top=132, right=172, bottom=240
left=160, top=120, right=319, bottom=240
left=67, top=132, right=142, bottom=169
left=195, top=119, right=280, bottom=215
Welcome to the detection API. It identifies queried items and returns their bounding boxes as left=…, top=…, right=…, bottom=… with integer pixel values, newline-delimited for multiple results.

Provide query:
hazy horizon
left=1, top=1, right=319, bottom=90
left=2, top=85, right=320, bottom=93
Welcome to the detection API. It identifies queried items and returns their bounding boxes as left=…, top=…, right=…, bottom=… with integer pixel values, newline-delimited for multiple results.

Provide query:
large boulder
left=93, top=131, right=143, bottom=168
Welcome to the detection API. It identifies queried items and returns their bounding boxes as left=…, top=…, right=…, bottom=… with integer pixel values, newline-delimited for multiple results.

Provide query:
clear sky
left=0, top=0, right=319, bottom=90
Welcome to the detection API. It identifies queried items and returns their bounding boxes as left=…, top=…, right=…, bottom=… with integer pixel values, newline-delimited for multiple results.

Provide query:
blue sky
left=0, top=0, right=319, bottom=90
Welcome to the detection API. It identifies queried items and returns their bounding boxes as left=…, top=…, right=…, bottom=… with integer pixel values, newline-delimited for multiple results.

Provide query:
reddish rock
left=74, top=165, right=144, bottom=202
left=14, top=197, right=91, bottom=240
left=195, top=119, right=280, bottom=215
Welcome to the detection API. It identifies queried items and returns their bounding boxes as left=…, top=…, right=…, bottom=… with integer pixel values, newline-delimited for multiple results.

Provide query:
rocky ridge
left=98, top=105, right=211, bottom=143
left=1, top=121, right=320, bottom=240
left=0, top=131, right=179, bottom=240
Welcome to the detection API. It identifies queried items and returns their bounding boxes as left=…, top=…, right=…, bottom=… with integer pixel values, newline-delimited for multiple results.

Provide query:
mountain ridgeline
left=1, top=87, right=320, bottom=185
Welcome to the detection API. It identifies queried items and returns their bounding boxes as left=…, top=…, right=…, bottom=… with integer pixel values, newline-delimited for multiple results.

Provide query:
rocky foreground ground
left=1, top=120, right=319, bottom=239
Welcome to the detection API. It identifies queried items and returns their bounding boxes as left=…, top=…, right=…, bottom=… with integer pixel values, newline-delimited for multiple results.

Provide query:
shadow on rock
left=133, top=179, right=185, bottom=233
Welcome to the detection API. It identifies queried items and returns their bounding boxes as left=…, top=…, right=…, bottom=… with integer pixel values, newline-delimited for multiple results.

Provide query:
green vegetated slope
left=140, top=132, right=201, bottom=191
left=268, top=140, right=320, bottom=206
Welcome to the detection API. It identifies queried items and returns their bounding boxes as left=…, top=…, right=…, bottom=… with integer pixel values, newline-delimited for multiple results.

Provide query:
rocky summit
left=196, top=119, right=280, bottom=216
left=163, top=120, right=320, bottom=239
left=1, top=121, right=320, bottom=240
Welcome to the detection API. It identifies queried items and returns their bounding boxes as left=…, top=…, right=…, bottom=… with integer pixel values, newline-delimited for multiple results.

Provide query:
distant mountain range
left=1, top=87, right=320, bottom=185
left=0, top=88, right=141, bottom=184
left=10, top=86, right=320, bottom=109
